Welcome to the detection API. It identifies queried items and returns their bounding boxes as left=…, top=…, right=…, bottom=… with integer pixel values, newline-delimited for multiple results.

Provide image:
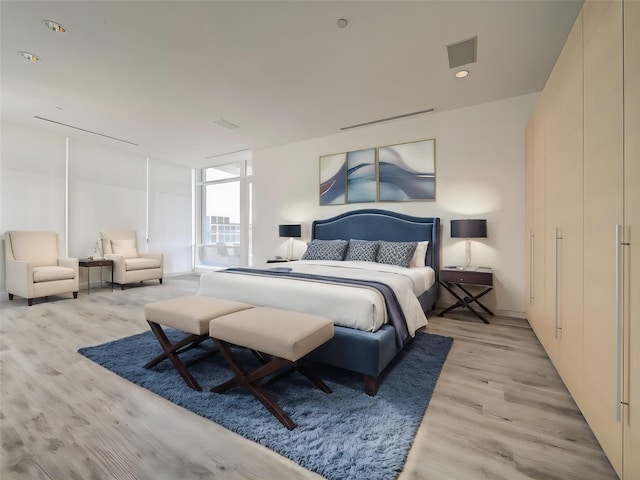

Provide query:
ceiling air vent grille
left=447, top=36, right=477, bottom=69
left=212, top=118, right=240, bottom=130
left=340, top=108, right=435, bottom=131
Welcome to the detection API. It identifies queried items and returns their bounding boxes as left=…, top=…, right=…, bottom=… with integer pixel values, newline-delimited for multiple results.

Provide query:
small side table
left=437, top=267, right=494, bottom=324
left=79, top=258, right=114, bottom=294
left=266, top=258, right=291, bottom=263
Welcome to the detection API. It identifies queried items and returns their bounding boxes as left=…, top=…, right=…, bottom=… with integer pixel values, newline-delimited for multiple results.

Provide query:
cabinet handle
left=529, top=228, right=534, bottom=304
left=555, top=227, right=561, bottom=340
left=615, top=224, right=622, bottom=422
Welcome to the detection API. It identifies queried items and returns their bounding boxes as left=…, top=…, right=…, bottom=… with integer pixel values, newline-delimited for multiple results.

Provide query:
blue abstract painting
left=319, top=153, right=346, bottom=205
left=378, top=139, right=435, bottom=201
left=346, top=148, right=376, bottom=203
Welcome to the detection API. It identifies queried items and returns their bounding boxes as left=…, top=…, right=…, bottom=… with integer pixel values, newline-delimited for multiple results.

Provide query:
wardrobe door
left=582, top=0, right=624, bottom=474
left=530, top=10, right=583, bottom=371
left=525, top=107, right=546, bottom=338
left=542, top=11, right=584, bottom=397
left=623, top=0, right=639, bottom=477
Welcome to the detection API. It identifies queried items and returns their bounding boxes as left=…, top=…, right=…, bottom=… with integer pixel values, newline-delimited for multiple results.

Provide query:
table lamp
left=279, top=224, right=302, bottom=260
left=450, top=219, right=487, bottom=268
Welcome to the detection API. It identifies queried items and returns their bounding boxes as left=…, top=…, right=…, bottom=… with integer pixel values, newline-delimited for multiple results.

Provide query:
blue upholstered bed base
left=304, top=209, right=440, bottom=395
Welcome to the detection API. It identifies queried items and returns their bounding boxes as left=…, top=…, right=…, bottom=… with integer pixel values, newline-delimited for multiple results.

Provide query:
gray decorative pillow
left=376, top=241, right=418, bottom=268
left=345, top=239, right=379, bottom=262
left=301, top=239, right=349, bottom=261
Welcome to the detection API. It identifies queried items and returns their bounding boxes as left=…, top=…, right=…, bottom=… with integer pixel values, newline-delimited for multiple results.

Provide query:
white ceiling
left=1, top=0, right=583, bottom=168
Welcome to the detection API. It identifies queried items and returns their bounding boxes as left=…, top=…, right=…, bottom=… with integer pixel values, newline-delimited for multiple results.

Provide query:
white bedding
left=197, top=261, right=433, bottom=336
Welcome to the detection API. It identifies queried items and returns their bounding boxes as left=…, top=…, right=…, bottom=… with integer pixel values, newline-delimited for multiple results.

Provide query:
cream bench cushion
left=209, top=306, right=334, bottom=362
left=145, top=295, right=253, bottom=335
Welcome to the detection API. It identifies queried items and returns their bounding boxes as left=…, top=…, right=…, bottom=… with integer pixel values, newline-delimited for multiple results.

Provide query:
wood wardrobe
left=525, top=1, right=638, bottom=478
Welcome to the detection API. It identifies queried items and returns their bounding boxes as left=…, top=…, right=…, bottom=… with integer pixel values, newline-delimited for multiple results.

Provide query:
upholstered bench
left=144, top=295, right=253, bottom=391
left=209, top=306, right=334, bottom=430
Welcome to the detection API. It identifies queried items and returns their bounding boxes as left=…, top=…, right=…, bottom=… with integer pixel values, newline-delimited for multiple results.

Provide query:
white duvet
left=197, top=260, right=433, bottom=336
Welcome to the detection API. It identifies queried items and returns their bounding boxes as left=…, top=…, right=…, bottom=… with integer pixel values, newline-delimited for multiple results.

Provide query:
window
left=195, top=155, right=252, bottom=269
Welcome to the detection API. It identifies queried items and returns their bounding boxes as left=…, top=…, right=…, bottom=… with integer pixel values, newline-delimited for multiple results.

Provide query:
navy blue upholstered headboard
left=311, top=209, right=440, bottom=275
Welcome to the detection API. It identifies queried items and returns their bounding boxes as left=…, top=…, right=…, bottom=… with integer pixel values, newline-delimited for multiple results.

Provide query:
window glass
left=205, top=164, right=240, bottom=181
left=196, top=157, right=251, bottom=269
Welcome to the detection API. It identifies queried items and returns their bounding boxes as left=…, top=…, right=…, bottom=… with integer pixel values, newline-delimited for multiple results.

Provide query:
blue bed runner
left=222, top=268, right=410, bottom=349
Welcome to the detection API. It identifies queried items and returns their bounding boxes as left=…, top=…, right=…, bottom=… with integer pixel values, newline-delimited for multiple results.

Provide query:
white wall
left=68, top=138, right=147, bottom=258
left=1, top=93, right=535, bottom=315
left=0, top=122, right=193, bottom=293
left=148, top=160, right=192, bottom=273
left=253, top=93, right=539, bottom=317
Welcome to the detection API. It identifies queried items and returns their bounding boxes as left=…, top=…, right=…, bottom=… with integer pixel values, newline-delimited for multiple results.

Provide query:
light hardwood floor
left=0, top=276, right=618, bottom=480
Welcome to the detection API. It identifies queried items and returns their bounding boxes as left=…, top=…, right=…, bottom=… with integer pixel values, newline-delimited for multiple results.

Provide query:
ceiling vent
left=446, top=36, right=477, bottom=69
left=212, top=118, right=239, bottom=130
left=34, top=116, right=137, bottom=145
left=340, top=108, right=435, bottom=131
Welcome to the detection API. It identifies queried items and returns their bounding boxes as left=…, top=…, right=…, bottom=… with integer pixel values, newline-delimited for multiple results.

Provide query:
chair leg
left=159, top=278, right=163, bottom=284
left=8, top=294, right=13, bottom=300
left=73, top=291, right=78, bottom=299
left=28, top=298, right=33, bottom=306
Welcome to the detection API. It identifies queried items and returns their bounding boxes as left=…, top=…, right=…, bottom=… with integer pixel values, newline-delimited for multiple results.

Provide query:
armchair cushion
left=125, top=257, right=162, bottom=271
left=33, top=266, right=76, bottom=283
left=111, top=239, right=138, bottom=259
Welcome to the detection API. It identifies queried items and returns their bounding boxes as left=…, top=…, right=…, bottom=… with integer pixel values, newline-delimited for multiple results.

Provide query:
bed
left=198, top=209, right=441, bottom=395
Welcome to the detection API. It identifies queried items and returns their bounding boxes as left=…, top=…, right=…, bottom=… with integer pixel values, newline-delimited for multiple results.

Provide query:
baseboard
left=164, top=271, right=200, bottom=277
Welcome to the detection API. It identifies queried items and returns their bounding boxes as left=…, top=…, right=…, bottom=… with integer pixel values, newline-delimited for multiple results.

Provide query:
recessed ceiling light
left=18, top=51, right=40, bottom=62
left=455, top=70, right=469, bottom=78
left=337, top=18, right=348, bottom=28
left=43, top=20, right=66, bottom=33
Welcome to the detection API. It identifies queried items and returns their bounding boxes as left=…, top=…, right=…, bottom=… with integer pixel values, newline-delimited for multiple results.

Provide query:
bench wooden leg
left=211, top=339, right=331, bottom=430
left=251, top=351, right=331, bottom=394
left=145, top=320, right=215, bottom=391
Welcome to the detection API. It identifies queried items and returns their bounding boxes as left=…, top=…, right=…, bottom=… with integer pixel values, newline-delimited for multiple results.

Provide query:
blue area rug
left=79, top=330, right=453, bottom=480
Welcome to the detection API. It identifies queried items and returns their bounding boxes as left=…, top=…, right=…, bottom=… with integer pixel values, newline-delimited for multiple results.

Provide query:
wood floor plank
left=0, top=278, right=618, bottom=479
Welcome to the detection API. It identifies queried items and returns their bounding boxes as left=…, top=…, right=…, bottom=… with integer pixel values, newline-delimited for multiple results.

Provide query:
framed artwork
left=346, top=148, right=376, bottom=203
left=377, top=138, right=435, bottom=201
left=319, top=152, right=346, bottom=205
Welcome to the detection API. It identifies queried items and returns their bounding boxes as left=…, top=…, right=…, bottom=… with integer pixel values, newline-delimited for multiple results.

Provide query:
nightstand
left=437, top=266, right=494, bottom=324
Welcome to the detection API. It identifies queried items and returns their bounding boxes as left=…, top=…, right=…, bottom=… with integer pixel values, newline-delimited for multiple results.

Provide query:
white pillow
left=111, top=239, right=138, bottom=259
left=409, top=241, right=429, bottom=268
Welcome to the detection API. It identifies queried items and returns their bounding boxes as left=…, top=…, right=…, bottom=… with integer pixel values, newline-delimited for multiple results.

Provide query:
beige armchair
left=100, top=230, right=163, bottom=290
left=4, top=231, right=79, bottom=306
